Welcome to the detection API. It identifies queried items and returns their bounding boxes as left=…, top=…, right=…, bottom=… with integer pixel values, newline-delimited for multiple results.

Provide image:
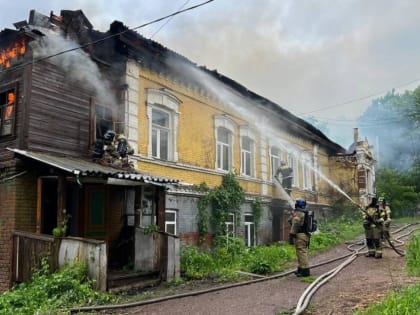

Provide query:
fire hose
left=292, top=223, right=419, bottom=315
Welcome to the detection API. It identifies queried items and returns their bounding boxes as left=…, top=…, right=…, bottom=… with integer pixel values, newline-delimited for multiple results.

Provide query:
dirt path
left=96, top=228, right=419, bottom=315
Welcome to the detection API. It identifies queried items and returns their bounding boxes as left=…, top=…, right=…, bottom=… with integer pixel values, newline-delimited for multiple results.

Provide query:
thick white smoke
left=29, top=27, right=116, bottom=104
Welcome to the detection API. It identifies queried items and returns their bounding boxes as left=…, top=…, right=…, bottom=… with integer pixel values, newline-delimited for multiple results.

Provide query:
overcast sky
left=2, top=0, right=420, bottom=147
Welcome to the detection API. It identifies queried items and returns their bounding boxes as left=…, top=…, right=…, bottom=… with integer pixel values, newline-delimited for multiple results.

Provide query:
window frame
left=288, top=153, right=299, bottom=187
left=147, top=89, right=180, bottom=162
left=239, top=126, right=256, bottom=177
left=244, top=213, right=255, bottom=247
left=165, top=209, right=177, bottom=235
left=214, top=116, right=235, bottom=172
left=270, top=146, right=281, bottom=179
left=302, top=155, right=313, bottom=190
left=225, top=212, right=235, bottom=238
left=0, top=85, right=18, bottom=138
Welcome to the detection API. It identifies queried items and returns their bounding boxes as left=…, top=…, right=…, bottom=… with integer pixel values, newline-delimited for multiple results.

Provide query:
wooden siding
left=28, top=61, right=92, bottom=157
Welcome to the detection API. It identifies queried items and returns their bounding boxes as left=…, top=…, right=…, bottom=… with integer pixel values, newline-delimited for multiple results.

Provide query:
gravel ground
left=90, top=226, right=419, bottom=315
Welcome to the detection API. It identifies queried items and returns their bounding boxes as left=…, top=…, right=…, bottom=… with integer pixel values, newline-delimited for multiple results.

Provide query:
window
left=270, top=147, right=281, bottom=178
left=244, top=213, right=255, bottom=246
left=95, top=105, right=113, bottom=140
left=0, top=89, right=16, bottom=136
left=165, top=210, right=177, bottom=235
left=217, top=127, right=233, bottom=171
left=241, top=136, right=254, bottom=176
left=288, top=153, right=299, bottom=187
left=147, top=89, right=180, bottom=161
left=152, top=108, right=170, bottom=160
left=302, top=156, right=312, bottom=190
left=225, top=213, right=235, bottom=237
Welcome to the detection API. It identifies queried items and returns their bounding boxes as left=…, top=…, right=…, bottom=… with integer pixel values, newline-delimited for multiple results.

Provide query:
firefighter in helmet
left=288, top=198, right=311, bottom=277
left=379, top=197, right=392, bottom=241
left=363, top=197, right=385, bottom=258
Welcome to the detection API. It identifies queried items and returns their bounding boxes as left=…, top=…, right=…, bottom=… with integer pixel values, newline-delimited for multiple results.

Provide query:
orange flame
left=0, top=38, right=26, bottom=69
left=4, top=92, right=15, bottom=120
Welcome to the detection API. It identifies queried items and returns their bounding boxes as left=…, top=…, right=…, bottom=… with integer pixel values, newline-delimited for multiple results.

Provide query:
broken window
left=0, top=89, right=16, bottom=136
left=95, top=105, right=113, bottom=140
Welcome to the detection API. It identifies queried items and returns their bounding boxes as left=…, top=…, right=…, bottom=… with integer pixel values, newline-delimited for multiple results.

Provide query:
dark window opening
left=0, top=88, right=16, bottom=136
left=95, top=105, right=113, bottom=140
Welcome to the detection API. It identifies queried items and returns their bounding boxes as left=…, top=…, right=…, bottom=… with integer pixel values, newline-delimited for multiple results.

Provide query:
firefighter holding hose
left=363, top=197, right=385, bottom=258
left=379, top=197, right=392, bottom=241
left=288, top=198, right=313, bottom=277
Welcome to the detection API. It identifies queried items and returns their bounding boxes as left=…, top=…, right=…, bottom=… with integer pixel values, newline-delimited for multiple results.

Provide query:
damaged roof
left=8, top=148, right=179, bottom=184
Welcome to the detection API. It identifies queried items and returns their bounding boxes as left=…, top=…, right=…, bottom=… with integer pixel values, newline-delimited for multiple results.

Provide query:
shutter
left=358, top=169, right=366, bottom=189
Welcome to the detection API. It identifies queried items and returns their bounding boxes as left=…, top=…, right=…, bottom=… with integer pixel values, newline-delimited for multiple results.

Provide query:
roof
left=7, top=148, right=179, bottom=184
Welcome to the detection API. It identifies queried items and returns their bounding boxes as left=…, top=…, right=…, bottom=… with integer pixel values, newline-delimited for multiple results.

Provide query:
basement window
left=244, top=213, right=255, bottom=247
left=165, top=209, right=177, bottom=235
left=0, top=89, right=16, bottom=136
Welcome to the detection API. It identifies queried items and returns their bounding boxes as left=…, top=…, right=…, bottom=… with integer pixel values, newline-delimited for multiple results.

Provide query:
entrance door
left=85, top=186, right=106, bottom=239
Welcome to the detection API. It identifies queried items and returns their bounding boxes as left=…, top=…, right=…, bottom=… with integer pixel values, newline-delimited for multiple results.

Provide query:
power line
left=0, top=0, right=215, bottom=74
left=297, top=77, right=420, bottom=115
left=149, top=0, right=191, bottom=39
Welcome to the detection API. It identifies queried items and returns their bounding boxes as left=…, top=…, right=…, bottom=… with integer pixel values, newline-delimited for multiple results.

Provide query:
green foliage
left=143, top=224, right=159, bottom=235
left=0, top=260, right=116, bottom=315
left=406, top=231, right=420, bottom=276
left=210, top=172, right=245, bottom=236
left=197, top=183, right=211, bottom=243
left=354, top=283, right=420, bottom=315
left=251, top=197, right=263, bottom=239
left=180, top=245, right=216, bottom=279
left=245, top=245, right=295, bottom=274
left=376, top=168, right=420, bottom=217
left=197, top=173, right=245, bottom=239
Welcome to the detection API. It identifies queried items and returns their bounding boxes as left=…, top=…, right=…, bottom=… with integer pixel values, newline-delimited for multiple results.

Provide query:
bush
left=0, top=260, right=115, bottom=315
left=407, top=231, right=420, bottom=276
left=245, top=245, right=294, bottom=274
left=180, top=245, right=215, bottom=279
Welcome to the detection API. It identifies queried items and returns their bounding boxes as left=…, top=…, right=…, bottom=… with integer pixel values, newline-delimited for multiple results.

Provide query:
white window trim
left=214, top=116, right=235, bottom=171
left=302, top=155, right=312, bottom=190
left=288, top=153, right=299, bottom=187
left=244, top=213, right=255, bottom=247
left=225, top=212, right=235, bottom=237
left=240, top=126, right=256, bottom=177
left=165, top=209, right=177, bottom=235
left=147, top=89, right=180, bottom=161
left=270, top=146, right=282, bottom=179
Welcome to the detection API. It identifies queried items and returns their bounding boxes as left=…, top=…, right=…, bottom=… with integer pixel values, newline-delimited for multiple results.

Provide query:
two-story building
left=0, top=9, right=375, bottom=292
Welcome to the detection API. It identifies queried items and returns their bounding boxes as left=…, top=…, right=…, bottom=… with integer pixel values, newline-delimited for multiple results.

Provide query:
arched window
left=215, top=116, right=235, bottom=171
left=147, top=89, right=180, bottom=161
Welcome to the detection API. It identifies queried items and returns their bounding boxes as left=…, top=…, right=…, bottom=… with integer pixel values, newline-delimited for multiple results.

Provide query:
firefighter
left=274, top=161, right=293, bottom=190
left=363, top=197, right=385, bottom=258
left=288, top=198, right=311, bottom=277
left=379, top=197, right=392, bottom=241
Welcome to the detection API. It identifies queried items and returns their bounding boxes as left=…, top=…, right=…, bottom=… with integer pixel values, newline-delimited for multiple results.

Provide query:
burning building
left=0, top=9, right=375, bottom=292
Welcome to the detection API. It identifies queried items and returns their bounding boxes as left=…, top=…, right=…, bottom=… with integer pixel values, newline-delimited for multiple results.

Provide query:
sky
left=2, top=0, right=420, bottom=148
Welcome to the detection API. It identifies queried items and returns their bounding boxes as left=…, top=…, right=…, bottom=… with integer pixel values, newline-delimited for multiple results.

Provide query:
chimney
left=354, top=128, right=359, bottom=143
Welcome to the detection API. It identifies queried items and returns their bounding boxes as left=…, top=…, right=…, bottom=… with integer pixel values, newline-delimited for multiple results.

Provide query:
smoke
left=29, top=27, right=116, bottom=104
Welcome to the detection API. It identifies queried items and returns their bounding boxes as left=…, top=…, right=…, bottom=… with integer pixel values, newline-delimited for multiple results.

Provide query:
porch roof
left=7, top=148, right=180, bottom=184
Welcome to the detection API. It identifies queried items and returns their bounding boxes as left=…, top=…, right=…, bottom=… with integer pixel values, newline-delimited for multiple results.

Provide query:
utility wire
left=0, top=0, right=215, bottom=74
left=297, top=77, right=420, bottom=115
left=149, top=0, right=191, bottom=39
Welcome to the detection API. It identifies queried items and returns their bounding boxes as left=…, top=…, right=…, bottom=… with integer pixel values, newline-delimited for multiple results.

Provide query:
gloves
left=377, top=218, right=384, bottom=225
left=289, top=234, right=295, bottom=245
left=363, top=220, right=370, bottom=229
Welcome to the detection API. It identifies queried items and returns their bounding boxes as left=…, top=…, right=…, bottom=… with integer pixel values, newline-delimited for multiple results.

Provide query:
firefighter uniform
left=363, top=197, right=385, bottom=258
left=379, top=198, right=392, bottom=241
left=289, top=199, right=310, bottom=277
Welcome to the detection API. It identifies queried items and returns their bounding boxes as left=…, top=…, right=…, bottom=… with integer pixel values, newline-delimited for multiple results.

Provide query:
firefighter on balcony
left=363, top=197, right=385, bottom=258
left=288, top=198, right=311, bottom=277
left=274, top=161, right=293, bottom=191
